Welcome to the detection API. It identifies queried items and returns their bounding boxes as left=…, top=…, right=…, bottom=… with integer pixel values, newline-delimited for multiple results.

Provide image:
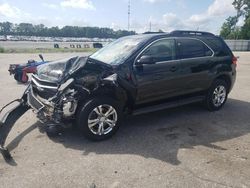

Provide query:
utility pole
left=128, top=0, right=131, bottom=31
left=149, top=21, right=152, bottom=32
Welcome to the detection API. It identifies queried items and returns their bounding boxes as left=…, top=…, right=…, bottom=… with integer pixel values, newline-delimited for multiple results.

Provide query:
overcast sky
left=0, top=0, right=237, bottom=34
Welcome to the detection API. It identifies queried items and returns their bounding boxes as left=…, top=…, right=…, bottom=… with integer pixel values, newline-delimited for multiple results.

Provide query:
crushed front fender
left=0, top=99, right=30, bottom=161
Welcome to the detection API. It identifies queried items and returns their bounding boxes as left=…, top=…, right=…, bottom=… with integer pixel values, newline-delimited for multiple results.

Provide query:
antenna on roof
left=128, top=0, right=131, bottom=31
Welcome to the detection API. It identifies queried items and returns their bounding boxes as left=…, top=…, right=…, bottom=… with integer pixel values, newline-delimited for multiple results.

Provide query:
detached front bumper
left=0, top=99, right=30, bottom=160
left=0, top=85, right=59, bottom=161
left=0, top=86, right=58, bottom=161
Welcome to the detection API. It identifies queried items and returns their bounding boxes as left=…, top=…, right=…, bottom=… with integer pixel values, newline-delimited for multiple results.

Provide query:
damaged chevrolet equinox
left=0, top=30, right=237, bottom=159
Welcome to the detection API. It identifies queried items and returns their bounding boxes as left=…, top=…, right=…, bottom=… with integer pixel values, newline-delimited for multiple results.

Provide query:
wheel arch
left=77, top=85, right=129, bottom=113
left=215, top=74, right=232, bottom=91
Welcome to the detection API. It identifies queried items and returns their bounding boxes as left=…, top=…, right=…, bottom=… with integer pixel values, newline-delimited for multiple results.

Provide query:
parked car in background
left=93, top=42, right=103, bottom=48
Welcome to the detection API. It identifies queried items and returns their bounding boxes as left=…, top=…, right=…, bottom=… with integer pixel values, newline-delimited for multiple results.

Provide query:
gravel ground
left=0, top=52, right=250, bottom=188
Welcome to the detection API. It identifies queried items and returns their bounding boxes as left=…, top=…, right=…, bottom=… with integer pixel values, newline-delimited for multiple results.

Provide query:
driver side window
left=142, top=39, right=176, bottom=62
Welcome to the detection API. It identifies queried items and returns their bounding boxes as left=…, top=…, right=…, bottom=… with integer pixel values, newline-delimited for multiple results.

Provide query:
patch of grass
left=0, top=46, right=4, bottom=53
left=2, top=48, right=98, bottom=54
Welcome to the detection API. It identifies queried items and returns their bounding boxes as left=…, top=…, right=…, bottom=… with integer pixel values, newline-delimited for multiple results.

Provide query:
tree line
left=0, top=22, right=136, bottom=39
left=220, top=0, right=250, bottom=39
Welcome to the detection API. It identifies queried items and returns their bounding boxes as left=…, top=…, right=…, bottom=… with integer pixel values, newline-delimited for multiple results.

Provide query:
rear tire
left=77, top=98, right=122, bottom=141
left=204, top=79, right=229, bottom=111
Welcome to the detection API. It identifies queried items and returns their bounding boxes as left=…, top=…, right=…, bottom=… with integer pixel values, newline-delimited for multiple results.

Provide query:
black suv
left=1, top=30, right=237, bottom=143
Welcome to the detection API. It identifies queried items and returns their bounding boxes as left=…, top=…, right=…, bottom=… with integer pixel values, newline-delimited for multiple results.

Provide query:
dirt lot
left=0, top=52, right=250, bottom=188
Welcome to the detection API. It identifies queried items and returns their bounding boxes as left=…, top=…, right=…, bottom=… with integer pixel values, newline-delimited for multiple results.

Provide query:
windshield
left=90, top=35, right=146, bottom=65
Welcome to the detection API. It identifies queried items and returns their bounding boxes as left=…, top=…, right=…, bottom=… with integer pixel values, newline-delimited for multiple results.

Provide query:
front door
left=134, top=38, right=182, bottom=104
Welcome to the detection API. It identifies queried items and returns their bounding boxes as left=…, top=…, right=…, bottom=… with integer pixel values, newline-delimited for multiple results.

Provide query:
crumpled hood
left=36, top=56, right=88, bottom=83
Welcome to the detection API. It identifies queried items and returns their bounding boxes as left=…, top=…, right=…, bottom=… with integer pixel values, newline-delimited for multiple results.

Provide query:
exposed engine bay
left=0, top=56, right=125, bottom=161
left=28, top=77, right=79, bottom=124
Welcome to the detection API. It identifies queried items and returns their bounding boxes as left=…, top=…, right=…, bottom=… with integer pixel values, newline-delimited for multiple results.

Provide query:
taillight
left=232, top=56, right=237, bottom=67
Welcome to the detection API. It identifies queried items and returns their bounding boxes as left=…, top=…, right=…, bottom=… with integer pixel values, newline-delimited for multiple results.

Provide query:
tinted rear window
left=177, top=38, right=213, bottom=59
left=203, top=37, right=232, bottom=57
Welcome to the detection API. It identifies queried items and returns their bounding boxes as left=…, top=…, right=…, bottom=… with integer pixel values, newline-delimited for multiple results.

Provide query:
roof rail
left=143, top=31, right=165, bottom=34
left=170, top=30, right=214, bottom=37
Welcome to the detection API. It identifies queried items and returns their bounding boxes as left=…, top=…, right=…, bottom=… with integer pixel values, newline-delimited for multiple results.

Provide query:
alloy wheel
left=212, top=85, right=227, bottom=107
left=87, top=104, right=118, bottom=135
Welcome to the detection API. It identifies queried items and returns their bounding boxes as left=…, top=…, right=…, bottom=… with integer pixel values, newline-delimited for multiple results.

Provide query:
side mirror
left=136, top=55, right=155, bottom=65
left=39, top=54, right=44, bottom=62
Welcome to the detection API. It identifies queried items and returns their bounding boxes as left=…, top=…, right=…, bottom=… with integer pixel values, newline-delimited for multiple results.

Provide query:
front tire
left=77, top=98, right=122, bottom=141
left=204, top=79, right=229, bottom=111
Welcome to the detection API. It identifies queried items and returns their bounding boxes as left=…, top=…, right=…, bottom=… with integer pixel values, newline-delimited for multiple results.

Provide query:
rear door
left=134, top=38, right=182, bottom=104
left=176, top=38, right=214, bottom=94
